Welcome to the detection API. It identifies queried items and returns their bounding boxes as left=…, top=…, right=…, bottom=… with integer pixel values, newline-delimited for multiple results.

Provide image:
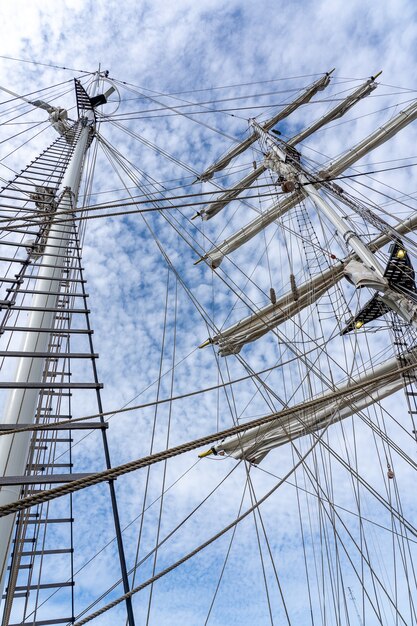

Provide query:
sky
left=0, top=1, right=417, bottom=625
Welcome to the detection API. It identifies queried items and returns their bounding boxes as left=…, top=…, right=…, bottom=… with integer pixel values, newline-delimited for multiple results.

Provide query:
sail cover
left=203, top=97, right=417, bottom=268
left=197, top=72, right=332, bottom=183
left=198, top=74, right=376, bottom=221
left=213, top=350, right=416, bottom=463
left=210, top=264, right=345, bottom=355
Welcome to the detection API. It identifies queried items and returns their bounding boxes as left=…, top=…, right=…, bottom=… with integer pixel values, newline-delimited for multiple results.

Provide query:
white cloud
left=0, top=0, right=417, bottom=624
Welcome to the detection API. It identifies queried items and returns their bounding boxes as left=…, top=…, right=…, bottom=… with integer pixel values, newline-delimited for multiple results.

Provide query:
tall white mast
left=196, top=74, right=378, bottom=221
left=0, top=98, right=93, bottom=603
left=0, top=78, right=137, bottom=626
left=200, top=96, right=417, bottom=268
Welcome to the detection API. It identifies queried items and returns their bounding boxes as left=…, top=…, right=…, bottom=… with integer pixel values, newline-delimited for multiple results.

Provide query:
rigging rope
left=2, top=74, right=416, bottom=624
left=0, top=54, right=93, bottom=74
left=72, top=414, right=336, bottom=626
left=1, top=359, right=417, bottom=518
left=2, top=161, right=417, bottom=228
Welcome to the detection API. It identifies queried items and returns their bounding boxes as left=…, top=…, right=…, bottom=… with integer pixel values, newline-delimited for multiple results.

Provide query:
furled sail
left=202, top=97, right=417, bottom=268
left=197, top=73, right=378, bottom=220
left=196, top=71, right=333, bottom=183
left=203, top=213, right=417, bottom=356
left=206, top=265, right=344, bottom=356
left=212, top=349, right=417, bottom=463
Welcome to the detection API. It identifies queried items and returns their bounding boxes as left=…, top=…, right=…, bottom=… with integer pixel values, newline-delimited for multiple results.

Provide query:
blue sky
left=0, top=1, right=417, bottom=625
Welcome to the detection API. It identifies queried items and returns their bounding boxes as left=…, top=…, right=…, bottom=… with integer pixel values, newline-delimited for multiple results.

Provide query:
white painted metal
left=250, top=117, right=387, bottom=276
left=215, top=348, right=417, bottom=463
left=199, top=74, right=377, bottom=220
left=0, top=121, right=92, bottom=597
left=203, top=97, right=417, bottom=267
left=198, top=71, right=333, bottom=182
left=302, top=180, right=386, bottom=275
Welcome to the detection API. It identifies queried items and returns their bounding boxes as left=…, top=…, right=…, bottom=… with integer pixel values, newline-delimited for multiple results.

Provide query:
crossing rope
left=0, top=361, right=415, bottom=518
left=72, top=414, right=331, bottom=625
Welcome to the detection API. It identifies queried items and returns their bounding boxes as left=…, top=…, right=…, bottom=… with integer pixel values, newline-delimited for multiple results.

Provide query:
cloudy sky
left=0, top=1, right=417, bottom=625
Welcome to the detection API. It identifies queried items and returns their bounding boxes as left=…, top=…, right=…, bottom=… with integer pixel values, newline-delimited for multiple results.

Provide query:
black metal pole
left=74, top=224, right=135, bottom=626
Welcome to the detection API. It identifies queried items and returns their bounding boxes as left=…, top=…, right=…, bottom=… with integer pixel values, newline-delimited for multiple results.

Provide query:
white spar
left=0, top=83, right=74, bottom=138
left=198, top=74, right=378, bottom=221
left=209, top=265, right=344, bottom=356
left=203, top=96, right=417, bottom=268
left=206, top=208, right=417, bottom=356
left=212, top=349, right=417, bottom=463
left=197, top=70, right=333, bottom=183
